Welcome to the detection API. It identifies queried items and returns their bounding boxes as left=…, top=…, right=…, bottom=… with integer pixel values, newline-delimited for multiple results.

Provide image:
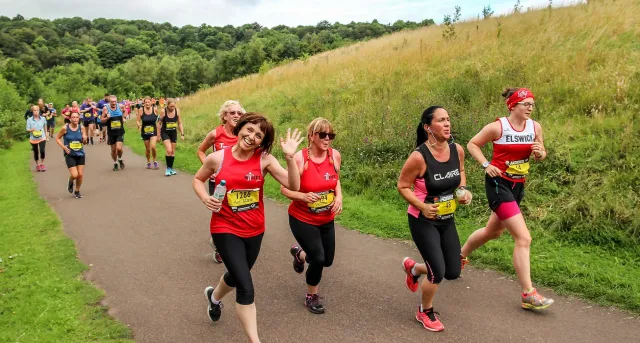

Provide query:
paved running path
left=33, top=143, right=639, bottom=343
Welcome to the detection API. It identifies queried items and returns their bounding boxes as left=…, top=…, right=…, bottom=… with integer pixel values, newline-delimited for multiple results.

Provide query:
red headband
left=506, top=88, right=535, bottom=110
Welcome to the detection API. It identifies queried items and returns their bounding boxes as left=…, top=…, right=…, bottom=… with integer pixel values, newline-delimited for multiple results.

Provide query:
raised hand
left=280, top=128, right=304, bottom=158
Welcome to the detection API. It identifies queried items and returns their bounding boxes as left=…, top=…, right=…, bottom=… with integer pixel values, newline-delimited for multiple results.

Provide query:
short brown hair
left=233, top=112, right=275, bottom=154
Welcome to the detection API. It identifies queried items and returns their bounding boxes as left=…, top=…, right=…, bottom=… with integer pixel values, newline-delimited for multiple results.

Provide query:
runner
left=460, top=87, right=553, bottom=310
left=197, top=100, right=245, bottom=264
left=26, top=105, right=48, bottom=172
left=69, top=101, right=81, bottom=124
left=80, top=97, right=96, bottom=145
left=101, top=95, right=126, bottom=171
left=91, top=101, right=101, bottom=142
left=136, top=97, right=159, bottom=169
left=397, top=106, right=472, bottom=332
left=45, top=102, right=56, bottom=141
left=56, top=111, right=87, bottom=199
left=158, top=98, right=184, bottom=176
left=61, top=104, right=71, bottom=124
left=281, top=117, right=342, bottom=314
left=193, top=113, right=303, bottom=343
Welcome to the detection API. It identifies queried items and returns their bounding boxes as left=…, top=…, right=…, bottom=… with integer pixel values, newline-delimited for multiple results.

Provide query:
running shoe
left=305, top=294, right=325, bottom=314
left=153, top=161, right=159, bottom=170
left=290, top=245, right=305, bottom=274
left=41, top=164, right=46, bottom=172
left=67, top=178, right=74, bottom=193
left=74, top=191, right=82, bottom=199
left=118, top=159, right=125, bottom=170
left=416, top=306, right=444, bottom=332
left=165, top=168, right=171, bottom=176
left=36, top=165, right=41, bottom=172
left=146, top=162, right=151, bottom=169
left=521, top=288, right=554, bottom=310
left=170, top=168, right=177, bottom=175
left=209, top=238, right=223, bottom=264
left=204, top=286, right=223, bottom=322
left=113, top=163, right=118, bottom=171
left=461, top=256, right=469, bottom=271
left=402, top=257, right=419, bottom=292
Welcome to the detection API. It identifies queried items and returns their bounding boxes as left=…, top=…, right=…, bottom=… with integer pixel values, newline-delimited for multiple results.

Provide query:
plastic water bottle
left=455, top=188, right=466, bottom=201
left=212, top=180, right=226, bottom=212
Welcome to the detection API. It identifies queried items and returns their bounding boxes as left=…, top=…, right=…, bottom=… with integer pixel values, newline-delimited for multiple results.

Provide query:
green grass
left=124, top=121, right=640, bottom=313
left=0, top=143, right=133, bottom=343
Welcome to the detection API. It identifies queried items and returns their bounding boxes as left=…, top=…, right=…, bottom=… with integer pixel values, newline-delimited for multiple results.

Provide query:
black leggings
left=289, top=215, right=335, bottom=287
left=407, top=215, right=461, bottom=284
left=211, top=233, right=264, bottom=305
left=31, top=141, right=46, bottom=161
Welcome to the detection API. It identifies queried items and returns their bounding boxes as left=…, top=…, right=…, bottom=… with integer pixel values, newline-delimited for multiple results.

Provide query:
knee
left=444, top=269, right=461, bottom=281
left=77, top=172, right=84, bottom=180
left=307, top=252, right=325, bottom=266
left=425, top=265, right=444, bottom=285
left=515, top=233, right=532, bottom=248
left=235, top=283, right=255, bottom=305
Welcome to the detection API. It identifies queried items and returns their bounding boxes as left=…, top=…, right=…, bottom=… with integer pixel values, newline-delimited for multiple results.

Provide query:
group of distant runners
left=27, top=86, right=552, bottom=341
left=25, top=94, right=184, bottom=198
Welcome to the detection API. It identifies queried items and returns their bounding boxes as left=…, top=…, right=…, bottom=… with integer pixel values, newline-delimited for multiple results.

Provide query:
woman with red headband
left=460, top=87, right=554, bottom=310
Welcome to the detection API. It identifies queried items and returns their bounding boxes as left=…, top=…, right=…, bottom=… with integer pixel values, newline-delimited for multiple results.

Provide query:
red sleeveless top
left=213, top=125, right=238, bottom=152
left=210, top=148, right=265, bottom=237
left=288, top=148, right=339, bottom=226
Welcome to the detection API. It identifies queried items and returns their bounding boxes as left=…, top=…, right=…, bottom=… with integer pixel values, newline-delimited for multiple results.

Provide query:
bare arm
left=331, top=149, right=343, bottom=214
left=397, top=152, right=428, bottom=210
left=197, top=130, right=216, bottom=164
left=456, top=144, right=473, bottom=204
left=265, top=154, right=300, bottom=191
left=532, top=121, right=546, bottom=162
left=177, top=110, right=185, bottom=137
left=56, top=126, right=70, bottom=154
left=467, top=121, right=502, bottom=178
left=279, top=152, right=309, bottom=201
left=193, top=151, right=223, bottom=211
left=101, top=107, right=109, bottom=122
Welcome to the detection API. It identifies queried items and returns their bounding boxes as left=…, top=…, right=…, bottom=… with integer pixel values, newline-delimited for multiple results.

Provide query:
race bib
left=435, top=194, right=457, bottom=220
left=308, top=190, right=335, bottom=213
left=227, top=189, right=260, bottom=213
left=166, top=122, right=178, bottom=130
left=84, top=112, right=91, bottom=118
left=32, top=130, right=43, bottom=138
left=143, top=125, right=155, bottom=134
left=505, top=158, right=530, bottom=178
left=69, top=141, right=82, bottom=151
left=110, top=121, right=122, bottom=129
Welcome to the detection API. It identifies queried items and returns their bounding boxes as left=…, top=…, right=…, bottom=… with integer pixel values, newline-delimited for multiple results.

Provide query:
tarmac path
left=33, top=142, right=639, bottom=342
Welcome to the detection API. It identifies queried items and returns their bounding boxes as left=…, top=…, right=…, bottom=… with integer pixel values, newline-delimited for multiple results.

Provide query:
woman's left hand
left=458, top=190, right=473, bottom=205
left=331, top=195, right=343, bottom=215
left=280, top=128, right=303, bottom=158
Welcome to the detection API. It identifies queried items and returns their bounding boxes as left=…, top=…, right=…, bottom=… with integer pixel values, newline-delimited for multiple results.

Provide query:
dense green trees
left=0, top=15, right=434, bottom=105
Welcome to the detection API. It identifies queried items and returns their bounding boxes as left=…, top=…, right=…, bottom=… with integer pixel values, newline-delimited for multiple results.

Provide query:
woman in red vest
left=193, top=113, right=303, bottom=343
left=281, top=117, right=342, bottom=314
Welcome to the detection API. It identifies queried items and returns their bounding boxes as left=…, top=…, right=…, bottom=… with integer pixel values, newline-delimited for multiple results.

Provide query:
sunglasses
left=315, top=132, right=336, bottom=140
left=226, top=111, right=242, bottom=115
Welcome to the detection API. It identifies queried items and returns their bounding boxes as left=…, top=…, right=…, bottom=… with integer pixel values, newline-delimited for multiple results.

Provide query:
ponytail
left=415, top=106, right=443, bottom=148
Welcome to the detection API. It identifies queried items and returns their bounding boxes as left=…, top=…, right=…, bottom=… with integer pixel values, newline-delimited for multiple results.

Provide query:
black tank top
left=141, top=108, right=158, bottom=136
left=417, top=143, right=461, bottom=221
left=161, top=108, right=178, bottom=132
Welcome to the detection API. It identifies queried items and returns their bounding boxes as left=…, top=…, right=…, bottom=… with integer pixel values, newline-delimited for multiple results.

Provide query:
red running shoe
left=402, top=257, right=419, bottom=292
left=35, top=165, right=41, bottom=172
left=461, top=255, right=469, bottom=271
left=416, top=306, right=445, bottom=332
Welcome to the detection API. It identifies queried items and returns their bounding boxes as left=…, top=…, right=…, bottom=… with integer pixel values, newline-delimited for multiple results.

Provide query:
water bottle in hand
left=212, top=180, right=226, bottom=213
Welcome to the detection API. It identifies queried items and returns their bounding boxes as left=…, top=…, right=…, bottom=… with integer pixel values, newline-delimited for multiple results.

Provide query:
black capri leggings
left=31, top=141, right=46, bottom=161
left=407, top=214, right=461, bottom=284
left=211, top=233, right=264, bottom=305
left=289, top=215, right=335, bottom=287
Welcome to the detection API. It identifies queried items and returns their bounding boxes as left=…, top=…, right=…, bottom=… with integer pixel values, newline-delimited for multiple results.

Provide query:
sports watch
left=482, top=161, right=490, bottom=168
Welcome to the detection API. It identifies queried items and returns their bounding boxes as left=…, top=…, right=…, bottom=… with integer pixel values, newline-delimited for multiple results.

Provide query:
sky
left=0, top=0, right=579, bottom=28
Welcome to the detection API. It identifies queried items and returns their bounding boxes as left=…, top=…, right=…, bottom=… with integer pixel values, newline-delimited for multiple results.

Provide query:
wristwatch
left=482, top=161, right=490, bottom=168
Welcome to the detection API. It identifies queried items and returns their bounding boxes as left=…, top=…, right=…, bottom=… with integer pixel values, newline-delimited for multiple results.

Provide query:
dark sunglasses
left=315, top=132, right=336, bottom=140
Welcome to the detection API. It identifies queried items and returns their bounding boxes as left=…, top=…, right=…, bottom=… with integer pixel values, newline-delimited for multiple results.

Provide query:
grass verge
left=0, top=143, right=133, bottom=343
left=124, top=124, right=640, bottom=313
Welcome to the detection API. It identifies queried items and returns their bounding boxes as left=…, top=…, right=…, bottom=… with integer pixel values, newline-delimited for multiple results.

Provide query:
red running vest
left=490, top=117, right=536, bottom=183
left=210, top=147, right=265, bottom=237
left=288, top=148, right=339, bottom=226
left=213, top=125, right=238, bottom=152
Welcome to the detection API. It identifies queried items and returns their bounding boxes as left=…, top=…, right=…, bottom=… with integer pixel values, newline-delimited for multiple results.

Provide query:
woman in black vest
left=397, top=106, right=472, bottom=332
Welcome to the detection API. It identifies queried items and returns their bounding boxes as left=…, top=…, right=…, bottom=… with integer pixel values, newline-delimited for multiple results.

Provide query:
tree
left=482, top=5, right=494, bottom=19
left=96, top=41, right=124, bottom=68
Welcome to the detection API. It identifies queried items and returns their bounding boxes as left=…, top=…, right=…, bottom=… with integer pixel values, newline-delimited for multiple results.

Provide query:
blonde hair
left=217, top=100, right=245, bottom=124
left=306, top=117, right=334, bottom=145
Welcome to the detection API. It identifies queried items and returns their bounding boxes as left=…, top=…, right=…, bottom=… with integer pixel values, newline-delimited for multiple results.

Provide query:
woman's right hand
left=420, top=203, right=440, bottom=219
left=205, top=196, right=222, bottom=212
left=485, top=164, right=502, bottom=178
left=63, top=146, right=71, bottom=155
left=301, top=192, right=320, bottom=203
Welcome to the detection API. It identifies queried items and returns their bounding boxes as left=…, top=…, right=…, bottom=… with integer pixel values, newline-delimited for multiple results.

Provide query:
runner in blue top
left=80, top=97, right=97, bottom=145
left=56, top=111, right=87, bottom=199
left=101, top=95, right=126, bottom=171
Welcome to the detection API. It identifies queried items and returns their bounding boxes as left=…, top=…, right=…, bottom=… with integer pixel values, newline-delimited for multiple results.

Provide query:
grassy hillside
left=129, top=0, right=640, bottom=311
